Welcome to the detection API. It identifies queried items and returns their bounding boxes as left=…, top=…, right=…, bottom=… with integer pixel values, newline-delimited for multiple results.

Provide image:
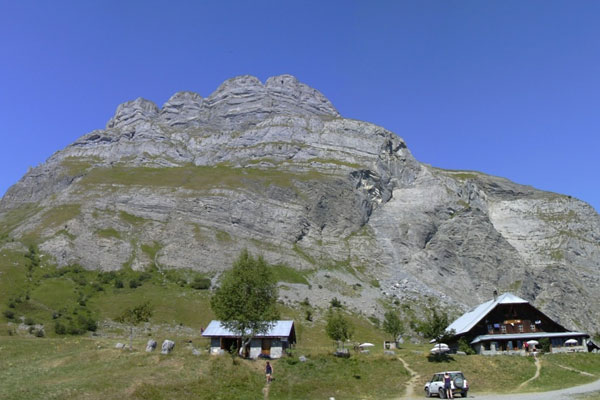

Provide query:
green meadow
left=1, top=246, right=599, bottom=399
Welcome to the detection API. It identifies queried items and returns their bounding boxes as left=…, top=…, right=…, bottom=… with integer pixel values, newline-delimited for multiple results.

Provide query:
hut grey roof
left=202, top=320, right=294, bottom=338
left=446, top=293, right=529, bottom=335
left=470, top=331, right=589, bottom=345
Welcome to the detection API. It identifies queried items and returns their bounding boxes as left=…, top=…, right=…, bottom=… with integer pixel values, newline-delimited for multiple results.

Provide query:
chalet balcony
left=486, top=320, right=543, bottom=335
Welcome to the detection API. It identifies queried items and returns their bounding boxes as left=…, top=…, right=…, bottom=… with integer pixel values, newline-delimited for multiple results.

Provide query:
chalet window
left=487, top=324, right=493, bottom=333
left=518, top=324, right=524, bottom=332
left=483, top=342, right=491, bottom=351
left=501, top=325, right=507, bottom=333
left=530, top=324, right=536, bottom=332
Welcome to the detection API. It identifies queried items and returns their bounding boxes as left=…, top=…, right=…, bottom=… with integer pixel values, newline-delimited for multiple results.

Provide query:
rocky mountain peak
left=106, top=97, right=159, bottom=130
left=106, top=75, right=339, bottom=131
left=160, top=91, right=204, bottom=126
left=264, top=74, right=339, bottom=117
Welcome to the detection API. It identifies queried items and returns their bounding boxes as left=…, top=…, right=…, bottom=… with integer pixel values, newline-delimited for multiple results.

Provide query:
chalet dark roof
left=447, top=293, right=528, bottom=335
left=470, top=331, right=588, bottom=344
left=202, top=320, right=294, bottom=338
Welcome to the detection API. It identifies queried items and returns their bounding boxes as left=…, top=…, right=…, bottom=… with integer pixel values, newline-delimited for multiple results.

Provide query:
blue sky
left=1, top=1, right=599, bottom=212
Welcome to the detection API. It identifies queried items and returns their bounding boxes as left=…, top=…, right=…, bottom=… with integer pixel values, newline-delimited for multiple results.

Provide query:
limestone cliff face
left=1, top=74, right=599, bottom=333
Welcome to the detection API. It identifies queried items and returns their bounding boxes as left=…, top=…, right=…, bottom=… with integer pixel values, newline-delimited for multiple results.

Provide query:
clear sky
left=1, top=1, right=599, bottom=212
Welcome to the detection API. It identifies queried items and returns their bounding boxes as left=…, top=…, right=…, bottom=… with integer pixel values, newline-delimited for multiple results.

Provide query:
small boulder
left=161, top=340, right=175, bottom=354
left=192, top=348, right=201, bottom=356
left=384, top=350, right=396, bottom=356
left=146, top=339, right=157, bottom=352
left=299, top=355, right=307, bottom=362
left=115, top=343, right=125, bottom=349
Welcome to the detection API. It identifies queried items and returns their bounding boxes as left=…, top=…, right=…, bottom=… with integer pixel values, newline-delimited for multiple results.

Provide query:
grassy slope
left=2, top=247, right=600, bottom=399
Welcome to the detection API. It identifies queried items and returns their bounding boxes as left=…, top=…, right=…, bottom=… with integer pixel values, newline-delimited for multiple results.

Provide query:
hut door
left=261, top=339, right=272, bottom=356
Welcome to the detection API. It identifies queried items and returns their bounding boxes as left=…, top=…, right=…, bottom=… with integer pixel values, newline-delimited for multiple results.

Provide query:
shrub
left=129, top=279, right=140, bottom=289
left=35, top=329, right=45, bottom=338
left=24, top=317, right=35, bottom=326
left=55, top=322, right=66, bottom=335
left=458, top=337, right=476, bottom=355
left=99, top=271, right=116, bottom=284
left=190, top=277, right=211, bottom=290
left=305, top=310, right=313, bottom=321
left=330, top=297, right=342, bottom=308
left=3, top=310, right=15, bottom=319
left=114, top=279, right=124, bottom=288
left=77, top=314, right=97, bottom=332
left=539, top=337, right=551, bottom=353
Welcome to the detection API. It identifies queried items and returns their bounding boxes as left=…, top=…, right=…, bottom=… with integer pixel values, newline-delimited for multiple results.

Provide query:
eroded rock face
left=1, top=75, right=599, bottom=333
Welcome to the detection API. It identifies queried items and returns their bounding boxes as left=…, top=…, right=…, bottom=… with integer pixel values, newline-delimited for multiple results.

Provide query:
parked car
left=424, top=371, right=468, bottom=398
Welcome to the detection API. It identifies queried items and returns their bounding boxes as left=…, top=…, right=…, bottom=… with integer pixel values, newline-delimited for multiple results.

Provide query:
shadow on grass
left=427, top=353, right=455, bottom=363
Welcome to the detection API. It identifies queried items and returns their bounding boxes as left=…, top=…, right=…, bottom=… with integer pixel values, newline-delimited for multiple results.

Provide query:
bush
left=55, top=322, right=66, bottom=335
left=3, top=310, right=15, bottom=319
left=305, top=310, right=313, bottom=321
left=539, top=337, right=551, bottom=353
left=330, top=297, right=342, bottom=308
left=129, top=279, right=140, bottom=289
left=114, top=279, right=124, bottom=288
left=24, top=317, right=35, bottom=326
left=458, top=337, right=476, bottom=355
left=190, top=277, right=211, bottom=290
left=99, top=271, right=116, bottom=284
left=35, top=329, right=45, bottom=338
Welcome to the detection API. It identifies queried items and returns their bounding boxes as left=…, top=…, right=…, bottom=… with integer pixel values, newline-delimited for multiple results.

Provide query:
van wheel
left=425, top=388, right=431, bottom=397
left=439, top=388, right=446, bottom=399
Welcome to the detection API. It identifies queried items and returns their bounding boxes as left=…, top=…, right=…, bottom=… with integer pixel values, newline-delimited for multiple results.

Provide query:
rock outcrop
left=1, top=74, right=599, bottom=333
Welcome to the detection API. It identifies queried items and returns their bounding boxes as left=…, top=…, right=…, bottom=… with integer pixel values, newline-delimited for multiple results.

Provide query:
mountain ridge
left=1, top=74, right=599, bottom=333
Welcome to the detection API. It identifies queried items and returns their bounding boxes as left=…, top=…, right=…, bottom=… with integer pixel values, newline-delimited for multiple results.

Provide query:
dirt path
left=262, top=382, right=270, bottom=400
left=556, top=364, right=596, bottom=377
left=518, top=356, right=542, bottom=389
left=474, top=378, right=600, bottom=400
left=397, top=356, right=421, bottom=398
left=392, top=355, right=600, bottom=400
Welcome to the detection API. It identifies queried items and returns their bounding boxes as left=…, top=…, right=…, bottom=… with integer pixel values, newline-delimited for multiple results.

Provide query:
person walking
left=444, top=372, right=453, bottom=399
left=265, top=361, right=273, bottom=384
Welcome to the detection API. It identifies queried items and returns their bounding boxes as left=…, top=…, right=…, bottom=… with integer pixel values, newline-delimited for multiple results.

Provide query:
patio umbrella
left=359, top=343, right=375, bottom=348
left=564, top=339, right=578, bottom=345
left=430, top=346, right=450, bottom=354
left=526, top=340, right=539, bottom=346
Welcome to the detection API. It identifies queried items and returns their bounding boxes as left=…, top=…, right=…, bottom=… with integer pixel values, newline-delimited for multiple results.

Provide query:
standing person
left=444, top=372, right=453, bottom=399
left=265, top=361, right=273, bottom=384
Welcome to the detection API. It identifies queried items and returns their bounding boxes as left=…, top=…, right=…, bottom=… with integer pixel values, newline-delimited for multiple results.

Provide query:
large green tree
left=210, top=250, right=279, bottom=357
left=415, top=308, right=455, bottom=351
left=326, top=310, right=354, bottom=349
left=382, top=310, right=404, bottom=342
